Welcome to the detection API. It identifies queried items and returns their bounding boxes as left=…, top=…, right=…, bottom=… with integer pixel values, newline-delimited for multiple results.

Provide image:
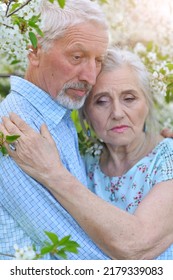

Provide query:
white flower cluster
left=86, top=143, right=103, bottom=157
left=13, top=244, right=37, bottom=260
left=0, top=0, right=40, bottom=70
left=133, top=41, right=173, bottom=127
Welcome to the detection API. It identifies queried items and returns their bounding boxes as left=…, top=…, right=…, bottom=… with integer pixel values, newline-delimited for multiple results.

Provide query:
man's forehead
left=62, top=22, right=109, bottom=43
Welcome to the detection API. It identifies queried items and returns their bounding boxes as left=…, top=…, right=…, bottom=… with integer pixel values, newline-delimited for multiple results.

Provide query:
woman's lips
left=110, top=125, right=129, bottom=133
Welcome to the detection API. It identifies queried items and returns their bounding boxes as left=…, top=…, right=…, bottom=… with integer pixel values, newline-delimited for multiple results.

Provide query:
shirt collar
left=10, top=76, right=70, bottom=125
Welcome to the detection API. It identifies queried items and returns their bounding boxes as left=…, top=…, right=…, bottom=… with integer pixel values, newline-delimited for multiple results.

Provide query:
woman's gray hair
left=98, top=47, right=158, bottom=136
left=38, top=0, right=109, bottom=50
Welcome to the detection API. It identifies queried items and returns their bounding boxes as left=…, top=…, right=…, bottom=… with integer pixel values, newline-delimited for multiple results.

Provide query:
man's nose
left=79, top=61, right=99, bottom=86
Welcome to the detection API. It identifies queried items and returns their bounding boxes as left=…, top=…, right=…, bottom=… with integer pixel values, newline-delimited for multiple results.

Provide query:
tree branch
left=6, top=0, right=32, bottom=17
left=1, top=22, right=14, bottom=29
left=5, top=0, right=14, bottom=17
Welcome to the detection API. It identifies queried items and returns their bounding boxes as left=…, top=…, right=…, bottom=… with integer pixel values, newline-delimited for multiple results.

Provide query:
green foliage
left=29, top=31, right=37, bottom=48
left=0, top=0, right=65, bottom=53
left=0, top=132, right=20, bottom=155
left=0, top=80, right=10, bottom=98
left=57, top=0, right=66, bottom=8
left=38, top=231, right=80, bottom=259
left=11, top=12, right=43, bottom=47
left=0, top=230, right=80, bottom=259
left=71, top=110, right=97, bottom=155
left=48, top=0, right=66, bottom=8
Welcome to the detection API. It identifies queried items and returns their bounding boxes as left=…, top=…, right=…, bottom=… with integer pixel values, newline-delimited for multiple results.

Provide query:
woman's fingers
left=2, top=116, right=22, bottom=136
left=9, top=112, right=34, bottom=135
left=0, top=122, right=18, bottom=155
left=0, top=122, right=9, bottom=136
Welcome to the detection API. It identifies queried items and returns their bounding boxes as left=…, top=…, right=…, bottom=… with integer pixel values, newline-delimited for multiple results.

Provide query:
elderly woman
left=1, top=47, right=173, bottom=260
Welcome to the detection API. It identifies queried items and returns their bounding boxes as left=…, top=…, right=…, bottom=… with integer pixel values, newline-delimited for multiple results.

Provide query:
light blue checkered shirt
left=0, top=76, right=109, bottom=260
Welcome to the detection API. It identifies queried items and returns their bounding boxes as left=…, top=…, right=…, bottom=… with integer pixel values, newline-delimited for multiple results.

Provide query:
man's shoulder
left=155, top=138, right=173, bottom=156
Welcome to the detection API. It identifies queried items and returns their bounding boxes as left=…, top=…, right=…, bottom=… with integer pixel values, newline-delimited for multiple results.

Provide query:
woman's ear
left=27, top=45, right=41, bottom=66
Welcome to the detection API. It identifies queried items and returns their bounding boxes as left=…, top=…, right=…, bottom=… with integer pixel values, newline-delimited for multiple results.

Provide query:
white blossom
left=13, top=244, right=36, bottom=260
left=86, top=143, right=103, bottom=157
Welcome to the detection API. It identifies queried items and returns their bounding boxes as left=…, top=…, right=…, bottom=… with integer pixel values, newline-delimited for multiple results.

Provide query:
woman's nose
left=111, top=102, right=125, bottom=119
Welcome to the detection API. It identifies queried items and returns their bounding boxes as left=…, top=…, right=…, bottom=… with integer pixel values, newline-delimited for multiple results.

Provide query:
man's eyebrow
left=68, top=43, right=86, bottom=51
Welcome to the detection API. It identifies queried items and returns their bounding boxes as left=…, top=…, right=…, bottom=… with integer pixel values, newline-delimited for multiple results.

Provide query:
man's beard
left=55, top=82, right=92, bottom=110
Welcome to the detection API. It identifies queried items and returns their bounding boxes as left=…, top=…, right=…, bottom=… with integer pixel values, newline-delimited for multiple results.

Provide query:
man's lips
left=67, top=88, right=87, bottom=97
left=110, top=125, right=129, bottom=133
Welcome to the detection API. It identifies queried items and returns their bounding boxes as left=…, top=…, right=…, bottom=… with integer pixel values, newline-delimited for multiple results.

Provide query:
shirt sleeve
left=152, top=139, right=173, bottom=184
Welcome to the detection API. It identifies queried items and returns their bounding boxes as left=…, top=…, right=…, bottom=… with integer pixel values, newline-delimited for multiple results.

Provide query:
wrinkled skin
left=0, top=113, right=69, bottom=187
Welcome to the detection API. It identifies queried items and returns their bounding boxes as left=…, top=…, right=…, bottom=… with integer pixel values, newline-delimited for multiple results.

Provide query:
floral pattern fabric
left=84, top=138, right=173, bottom=259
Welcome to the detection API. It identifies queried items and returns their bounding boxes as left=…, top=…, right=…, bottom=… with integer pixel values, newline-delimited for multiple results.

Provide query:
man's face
left=35, top=22, right=108, bottom=109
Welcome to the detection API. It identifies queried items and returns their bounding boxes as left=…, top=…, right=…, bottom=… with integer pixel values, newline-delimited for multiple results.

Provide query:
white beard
left=55, top=82, right=92, bottom=110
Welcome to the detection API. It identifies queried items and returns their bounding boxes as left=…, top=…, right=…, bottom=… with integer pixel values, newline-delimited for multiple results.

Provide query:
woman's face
left=84, top=65, right=149, bottom=148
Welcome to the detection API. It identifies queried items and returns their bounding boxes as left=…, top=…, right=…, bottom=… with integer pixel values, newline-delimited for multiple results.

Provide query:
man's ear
left=27, top=45, right=41, bottom=66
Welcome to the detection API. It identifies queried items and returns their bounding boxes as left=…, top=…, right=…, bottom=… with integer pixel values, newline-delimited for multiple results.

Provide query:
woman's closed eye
left=96, top=96, right=110, bottom=105
left=123, top=94, right=136, bottom=103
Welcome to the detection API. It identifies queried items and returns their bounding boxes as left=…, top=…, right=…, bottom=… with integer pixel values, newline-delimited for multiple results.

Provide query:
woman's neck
left=100, top=133, right=163, bottom=177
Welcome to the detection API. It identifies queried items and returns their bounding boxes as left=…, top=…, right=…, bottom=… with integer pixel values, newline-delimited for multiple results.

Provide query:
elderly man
left=0, top=0, right=109, bottom=259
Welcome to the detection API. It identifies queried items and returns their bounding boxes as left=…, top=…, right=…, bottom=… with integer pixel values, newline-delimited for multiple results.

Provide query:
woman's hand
left=0, top=112, right=67, bottom=186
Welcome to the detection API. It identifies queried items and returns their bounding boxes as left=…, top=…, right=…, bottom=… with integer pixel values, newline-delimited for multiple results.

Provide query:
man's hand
left=161, top=128, right=173, bottom=138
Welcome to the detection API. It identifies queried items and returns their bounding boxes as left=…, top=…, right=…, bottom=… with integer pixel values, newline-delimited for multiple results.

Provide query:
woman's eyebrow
left=93, top=91, right=110, bottom=100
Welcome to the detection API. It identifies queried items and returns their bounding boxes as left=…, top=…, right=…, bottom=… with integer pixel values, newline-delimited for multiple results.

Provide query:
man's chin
left=55, top=95, right=86, bottom=110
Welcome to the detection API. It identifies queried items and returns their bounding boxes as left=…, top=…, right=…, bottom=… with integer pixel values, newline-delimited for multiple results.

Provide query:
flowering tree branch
left=6, top=0, right=32, bottom=17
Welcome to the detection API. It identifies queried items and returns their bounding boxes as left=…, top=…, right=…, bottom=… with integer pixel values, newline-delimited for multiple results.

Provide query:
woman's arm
left=1, top=113, right=173, bottom=260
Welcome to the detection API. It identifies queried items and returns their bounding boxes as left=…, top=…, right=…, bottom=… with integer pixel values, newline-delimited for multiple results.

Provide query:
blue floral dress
left=84, top=138, right=173, bottom=259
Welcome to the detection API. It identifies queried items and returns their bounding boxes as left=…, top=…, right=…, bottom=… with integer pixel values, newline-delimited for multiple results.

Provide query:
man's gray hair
left=38, top=0, right=109, bottom=50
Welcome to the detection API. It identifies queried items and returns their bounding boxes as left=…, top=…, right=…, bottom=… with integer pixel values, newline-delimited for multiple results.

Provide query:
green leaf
left=28, top=22, right=38, bottom=28
left=29, top=31, right=38, bottom=49
left=167, top=82, right=173, bottom=89
left=32, top=26, right=44, bottom=37
left=64, top=245, right=79, bottom=253
left=9, top=3, right=21, bottom=14
left=57, top=0, right=66, bottom=8
left=0, top=131, right=4, bottom=143
left=58, top=235, right=71, bottom=246
left=44, top=231, right=59, bottom=244
left=166, top=63, right=173, bottom=70
left=11, top=60, right=21, bottom=65
left=5, top=135, right=20, bottom=143
left=11, top=15, right=20, bottom=25
left=99, top=0, right=108, bottom=4
left=41, top=245, right=54, bottom=255
left=49, top=0, right=55, bottom=3
left=29, top=14, right=41, bottom=24
left=56, top=249, right=68, bottom=259
left=0, top=146, right=8, bottom=156
left=146, top=41, right=154, bottom=52
left=165, top=91, right=170, bottom=103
